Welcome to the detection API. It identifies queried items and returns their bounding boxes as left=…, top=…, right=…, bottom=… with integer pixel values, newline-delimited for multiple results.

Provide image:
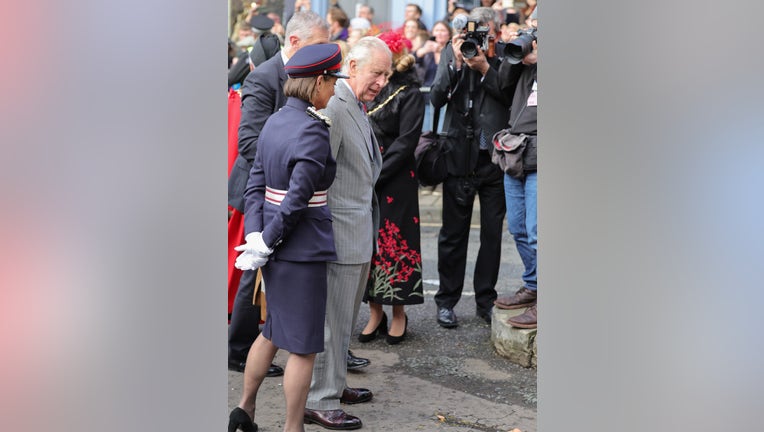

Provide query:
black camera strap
left=431, top=103, right=441, bottom=133
left=468, top=67, right=478, bottom=123
left=435, top=49, right=465, bottom=135
left=432, top=94, right=457, bottom=134
left=465, top=68, right=479, bottom=176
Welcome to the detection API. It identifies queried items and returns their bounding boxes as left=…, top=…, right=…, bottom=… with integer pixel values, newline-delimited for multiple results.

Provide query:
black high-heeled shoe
left=386, top=314, right=408, bottom=345
left=358, top=312, right=388, bottom=342
left=228, top=407, right=258, bottom=432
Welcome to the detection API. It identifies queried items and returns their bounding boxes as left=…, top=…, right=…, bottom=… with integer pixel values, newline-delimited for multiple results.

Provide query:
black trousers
left=228, top=268, right=260, bottom=363
left=435, top=152, right=506, bottom=314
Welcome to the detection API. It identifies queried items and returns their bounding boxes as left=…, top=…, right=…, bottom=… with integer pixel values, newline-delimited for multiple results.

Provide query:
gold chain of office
left=366, top=85, right=407, bottom=116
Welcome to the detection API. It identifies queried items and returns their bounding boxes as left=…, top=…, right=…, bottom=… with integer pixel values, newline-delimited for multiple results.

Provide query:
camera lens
left=503, top=43, right=525, bottom=64
left=503, top=30, right=536, bottom=64
left=460, top=39, right=479, bottom=59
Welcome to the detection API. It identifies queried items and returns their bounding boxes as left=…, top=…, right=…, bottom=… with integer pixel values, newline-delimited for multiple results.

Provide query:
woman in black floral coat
left=359, top=31, right=425, bottom=345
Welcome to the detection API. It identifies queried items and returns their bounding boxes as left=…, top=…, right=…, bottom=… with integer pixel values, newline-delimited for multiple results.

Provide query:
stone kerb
left=491, top=307, right=537, bottom=368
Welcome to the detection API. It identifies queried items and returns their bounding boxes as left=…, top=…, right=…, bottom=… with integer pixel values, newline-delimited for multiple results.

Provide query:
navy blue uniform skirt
left=261, top=260, right=327, bottom=354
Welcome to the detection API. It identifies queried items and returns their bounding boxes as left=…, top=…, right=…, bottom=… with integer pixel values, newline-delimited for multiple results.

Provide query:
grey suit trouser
left=306, top=261, right=370, bottom=410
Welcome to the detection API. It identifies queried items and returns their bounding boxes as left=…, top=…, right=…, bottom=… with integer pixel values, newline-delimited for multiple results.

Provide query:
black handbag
left=415, top=107, right=450, bottom=186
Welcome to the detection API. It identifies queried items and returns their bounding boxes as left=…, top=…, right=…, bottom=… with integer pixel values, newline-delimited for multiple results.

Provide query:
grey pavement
left=228, top=186, right=537, bottom=432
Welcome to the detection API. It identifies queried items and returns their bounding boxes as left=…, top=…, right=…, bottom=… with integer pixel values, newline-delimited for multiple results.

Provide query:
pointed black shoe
left=358, top=312, right=387, bottom=342
left=347, top=350, right=370, bottom=370
left=228, top=407, right=257, bottom=432
left=386, top=314, right=408, bottom=345
left=228, top=361, right=284, bottom=377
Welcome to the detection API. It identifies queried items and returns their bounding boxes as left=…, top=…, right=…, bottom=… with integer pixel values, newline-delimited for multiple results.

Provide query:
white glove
left=234, top=251, right=269, bottom=271
left=234, top=232, right=274, bottom=258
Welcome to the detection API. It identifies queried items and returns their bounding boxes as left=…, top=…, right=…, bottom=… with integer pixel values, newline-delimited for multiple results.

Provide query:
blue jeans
left=504, top=172, right=537, bottom=291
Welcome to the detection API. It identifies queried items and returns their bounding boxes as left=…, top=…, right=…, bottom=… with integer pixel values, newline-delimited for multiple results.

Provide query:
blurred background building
left=228, top=0, right=453, bottom=38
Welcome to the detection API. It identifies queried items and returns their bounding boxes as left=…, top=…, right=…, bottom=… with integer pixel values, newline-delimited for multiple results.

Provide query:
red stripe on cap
left=287, top=45, right=342, bottom=71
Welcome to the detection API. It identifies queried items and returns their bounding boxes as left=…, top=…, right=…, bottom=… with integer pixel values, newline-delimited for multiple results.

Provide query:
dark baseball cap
left=248, top=14, right=274, bottom=32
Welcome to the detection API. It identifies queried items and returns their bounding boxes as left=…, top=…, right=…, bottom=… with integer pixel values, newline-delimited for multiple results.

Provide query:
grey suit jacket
left=322, top=80, right=382, bottom=264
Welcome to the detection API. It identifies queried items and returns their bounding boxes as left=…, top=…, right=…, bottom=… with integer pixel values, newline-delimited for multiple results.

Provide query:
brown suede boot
left=506, top=304, right=537, bottom=329
left=494, top=287, right=537, bottom=310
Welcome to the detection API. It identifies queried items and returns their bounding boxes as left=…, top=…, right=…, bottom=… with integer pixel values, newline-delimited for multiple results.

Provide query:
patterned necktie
left=479, top=130, right=489, bottom=150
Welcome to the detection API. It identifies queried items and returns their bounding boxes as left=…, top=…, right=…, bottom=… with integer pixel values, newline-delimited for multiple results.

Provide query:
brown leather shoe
left=494, top=287, right=537, bottom=310
left=340, top=387, right=373, bottom=404
left=506, top=304, right=537, bottom=329
left=303, top=409, right=362, bottom=430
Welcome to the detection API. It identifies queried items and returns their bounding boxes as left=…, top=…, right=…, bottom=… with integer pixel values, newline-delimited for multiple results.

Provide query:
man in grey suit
left=303, top=37, right=392, bottom=431
left=228, top=10, right=330, bottom=376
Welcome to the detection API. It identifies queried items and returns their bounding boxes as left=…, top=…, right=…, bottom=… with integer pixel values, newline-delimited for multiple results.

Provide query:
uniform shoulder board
left=306, top=106, right=331, bottom=127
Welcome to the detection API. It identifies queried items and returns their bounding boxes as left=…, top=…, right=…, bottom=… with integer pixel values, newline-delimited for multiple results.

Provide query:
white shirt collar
left=340, top=79, right=359, bottom=103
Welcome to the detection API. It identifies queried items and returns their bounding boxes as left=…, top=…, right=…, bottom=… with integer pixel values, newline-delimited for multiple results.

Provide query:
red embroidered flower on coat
left=386, top=196, right=394, bottom=204
left=369, top=219, right=422, bottom=301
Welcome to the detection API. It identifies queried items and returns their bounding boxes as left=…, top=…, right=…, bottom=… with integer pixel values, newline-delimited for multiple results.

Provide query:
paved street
left=228, top=190, right=538, bottom=431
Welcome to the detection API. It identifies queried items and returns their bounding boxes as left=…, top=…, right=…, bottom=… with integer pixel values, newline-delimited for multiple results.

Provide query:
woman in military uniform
left=229, top=43, right=348, bottom=432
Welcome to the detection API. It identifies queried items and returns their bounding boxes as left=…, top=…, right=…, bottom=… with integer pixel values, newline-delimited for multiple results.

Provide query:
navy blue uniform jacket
left=243, top=97, right=338, bottom=262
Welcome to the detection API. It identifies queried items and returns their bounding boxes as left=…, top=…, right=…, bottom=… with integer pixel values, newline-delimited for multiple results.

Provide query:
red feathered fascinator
left=377, top=31, right=412, bottom=54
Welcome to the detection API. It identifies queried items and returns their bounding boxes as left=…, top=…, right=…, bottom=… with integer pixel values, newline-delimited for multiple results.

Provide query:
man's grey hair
left=470, top=7, right=501, bottom=31
left=284, top=10, right=329, bottom=48
left=342, top=36, right=391, bottom=73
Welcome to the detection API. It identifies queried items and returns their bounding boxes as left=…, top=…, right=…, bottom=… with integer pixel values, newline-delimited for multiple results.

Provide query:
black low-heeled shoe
left=228, top=407, right=258, bottom=432
left=386, top=314, right=408, bottom=345
left=358, top=312, right=388, bottom=342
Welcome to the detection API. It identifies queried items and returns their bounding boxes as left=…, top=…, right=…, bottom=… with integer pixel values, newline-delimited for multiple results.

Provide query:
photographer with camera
left=430, top=7, right=510, bottom=329
left=493, top=8, right=538, bottom=329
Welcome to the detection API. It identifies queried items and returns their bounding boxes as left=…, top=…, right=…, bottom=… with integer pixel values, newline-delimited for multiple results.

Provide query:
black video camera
left=504, top=27, right=537, bottom=64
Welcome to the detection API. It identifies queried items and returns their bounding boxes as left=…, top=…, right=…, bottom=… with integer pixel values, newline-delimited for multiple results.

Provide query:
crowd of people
left=227, top=2, right=538, bottom=431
